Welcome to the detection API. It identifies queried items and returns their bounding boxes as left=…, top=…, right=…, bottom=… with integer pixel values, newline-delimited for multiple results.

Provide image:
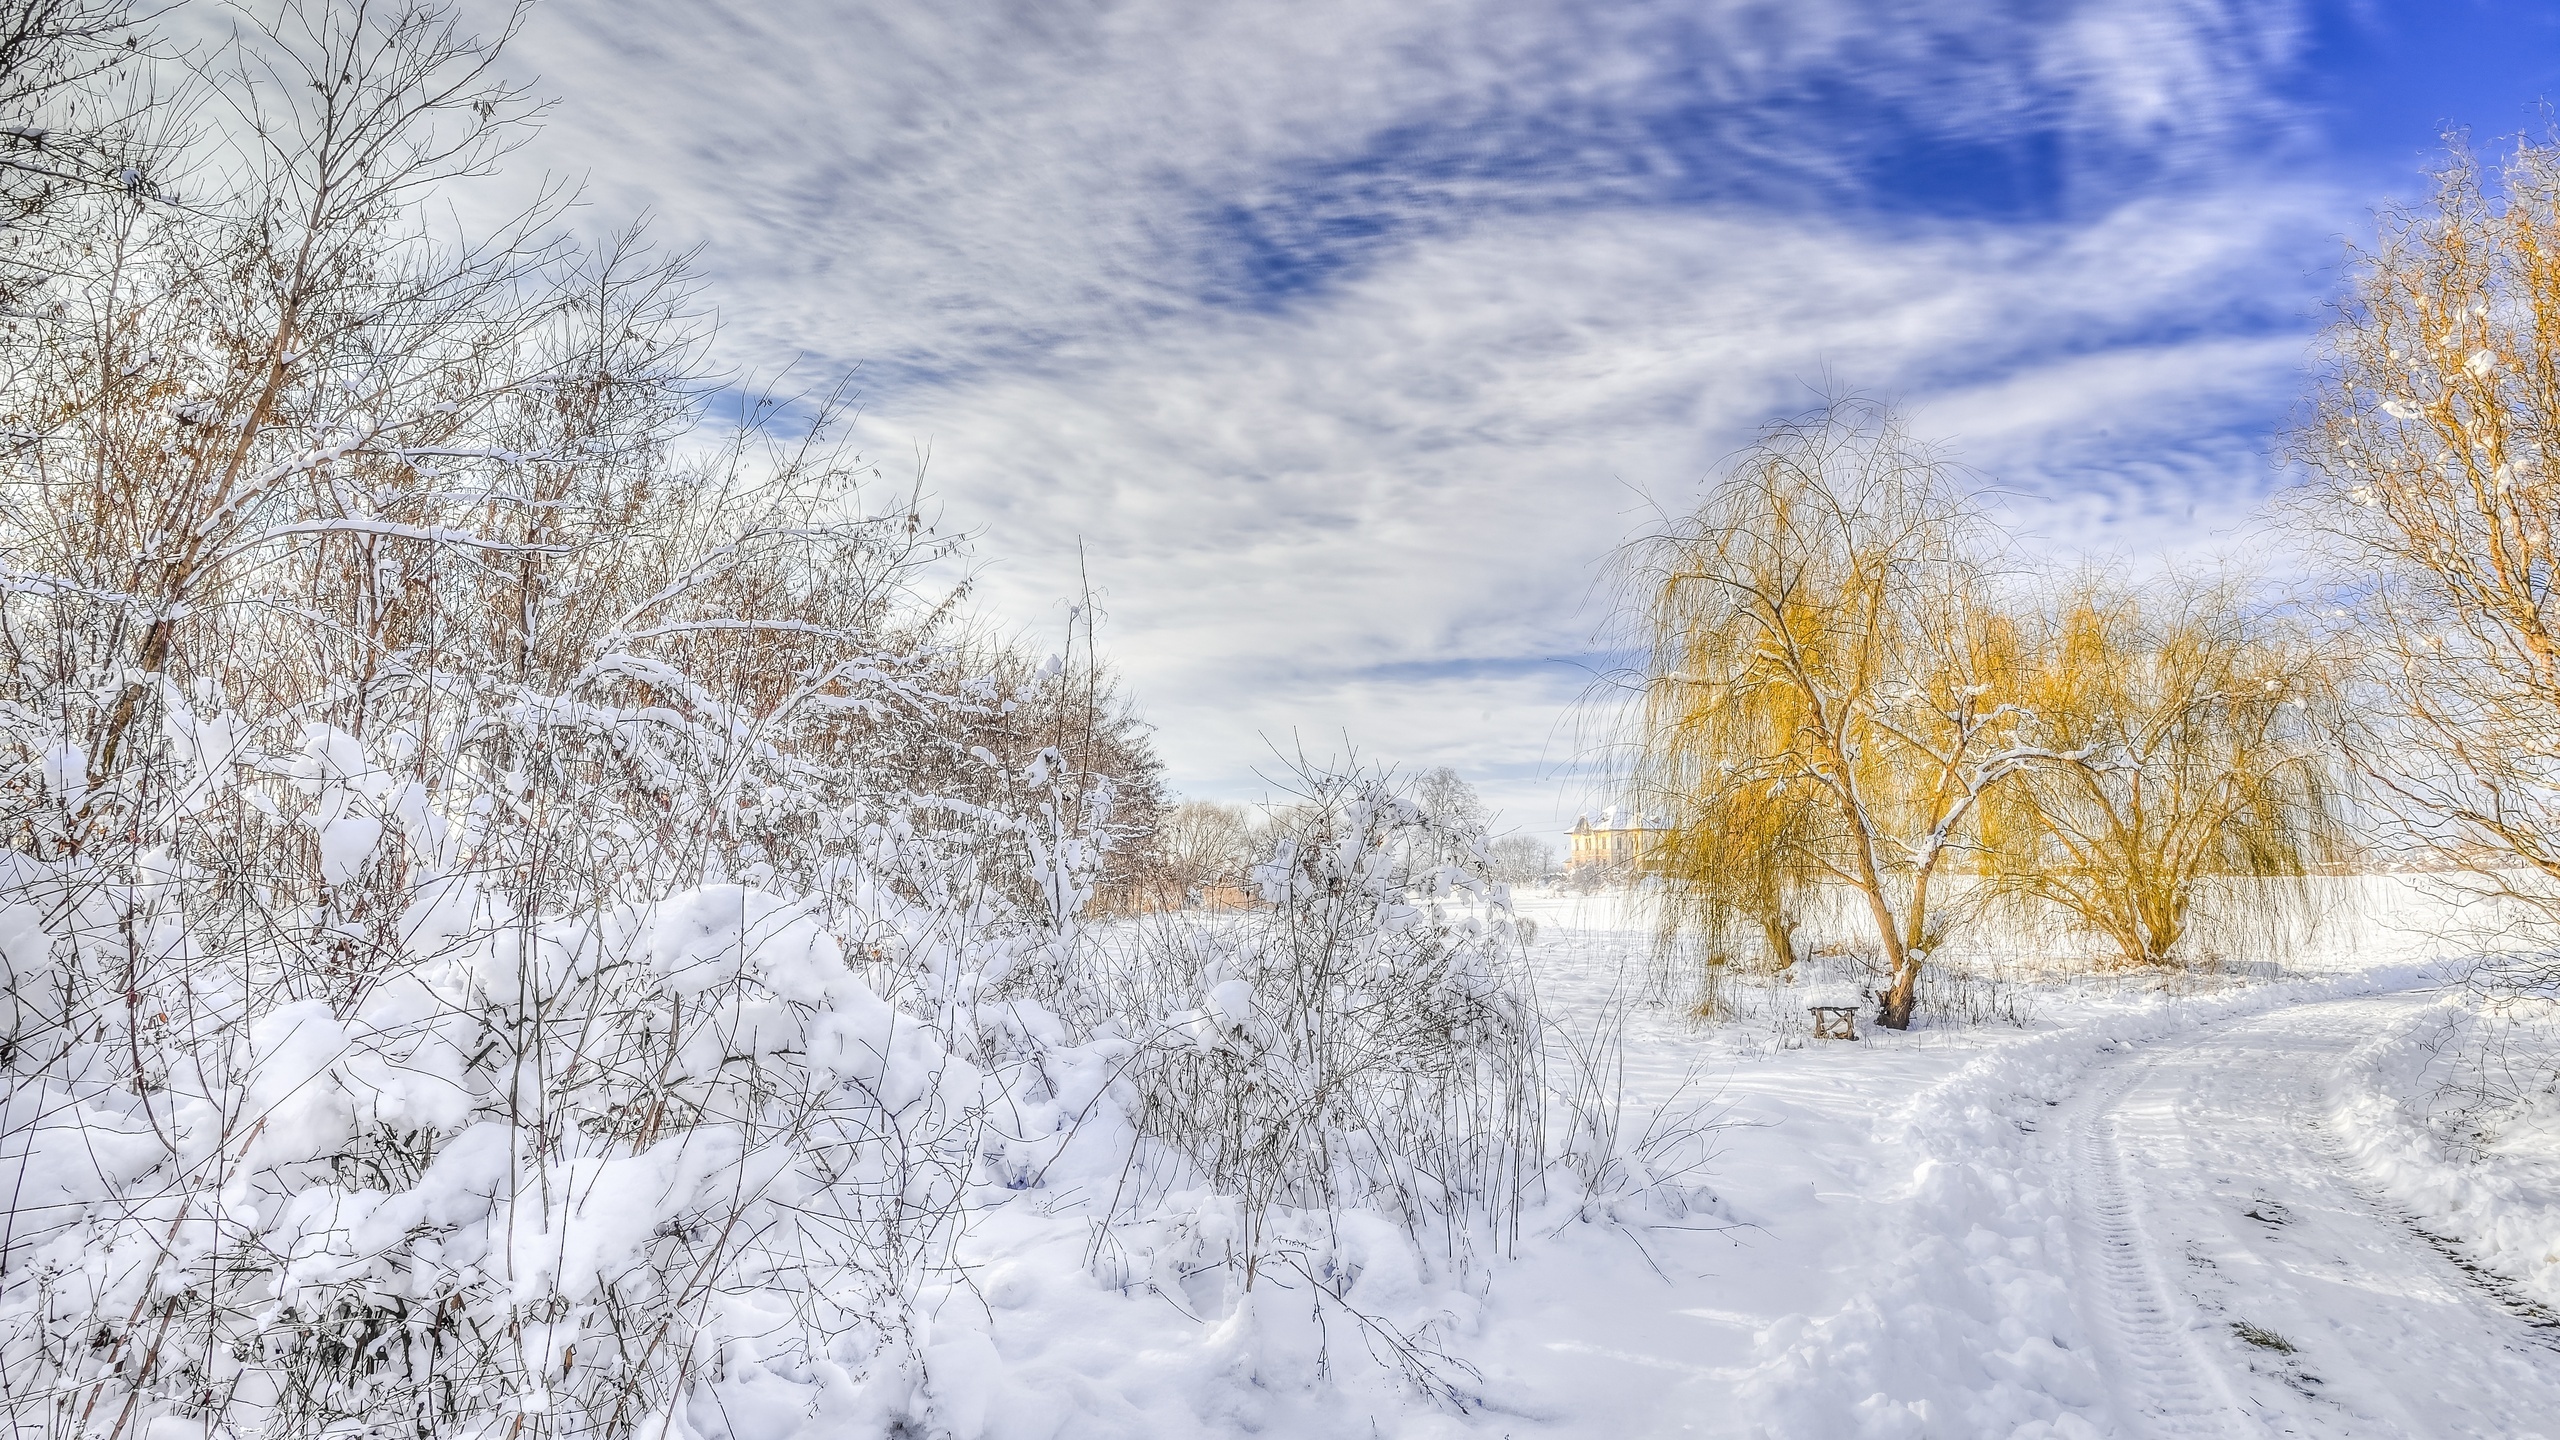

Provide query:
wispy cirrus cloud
left=844, top=189, right=2337, bottom=812
left=471, top=0, right=2499, bottom=828
left=505, top=0, right=2303, bottom=351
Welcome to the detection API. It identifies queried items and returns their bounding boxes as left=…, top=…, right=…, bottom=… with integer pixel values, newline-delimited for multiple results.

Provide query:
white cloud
left=460, top=0, right=2341, bottom=830
left=856, top=192, right=2340, bottom=826
left=492, top=0, right=2303, bottom=361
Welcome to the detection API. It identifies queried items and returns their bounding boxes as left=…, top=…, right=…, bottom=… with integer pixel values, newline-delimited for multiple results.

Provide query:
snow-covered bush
left=1087, top=770, right=1541, bottom=1285
left=0, top=848, right=1042, bottom=1437
left=0, top=5, right=1724, bottom=1434
left=1539, top=983, right=1723, bottom=1227
left=0, top=6, right=1140, bottom=1436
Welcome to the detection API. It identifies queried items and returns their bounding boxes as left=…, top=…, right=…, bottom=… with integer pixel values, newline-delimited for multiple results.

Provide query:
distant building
left=1566, top=807, right=1672, bottom=876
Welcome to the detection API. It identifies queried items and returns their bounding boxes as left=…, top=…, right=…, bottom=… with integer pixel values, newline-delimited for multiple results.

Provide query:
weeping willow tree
left=1981, top=578, right=2345, bottom=969
left=1626, top=400, right=2069, bottom=1029
left=1642, top=749, right=1821, bottom=979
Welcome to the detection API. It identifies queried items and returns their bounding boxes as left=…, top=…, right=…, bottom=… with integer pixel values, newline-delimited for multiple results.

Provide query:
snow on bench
left=1804, top=983, right=1865, bottom=1041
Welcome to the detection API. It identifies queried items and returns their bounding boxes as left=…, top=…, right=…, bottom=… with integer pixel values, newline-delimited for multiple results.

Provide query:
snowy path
left=2051, top=992, right=2560, bottom=1438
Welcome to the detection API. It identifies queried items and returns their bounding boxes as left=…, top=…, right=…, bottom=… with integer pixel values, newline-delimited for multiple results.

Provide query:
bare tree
left=1486, top=833, right=1555, bottom=885
left=2291, top=134, right=2560, bottom=924
left=1147, top=797, right=1260, bottom=904
left=1414, top=765, right=1487, bottom=831
left=0, top=0, right=172, bottom=304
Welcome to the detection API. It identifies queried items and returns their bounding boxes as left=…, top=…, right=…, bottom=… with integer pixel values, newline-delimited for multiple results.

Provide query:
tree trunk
left=1758, top=912, right=1799, bottom=973
left=1876, top=956, right=1921, bottom=1030
left=1875, top=864, right=1943, bottom=1030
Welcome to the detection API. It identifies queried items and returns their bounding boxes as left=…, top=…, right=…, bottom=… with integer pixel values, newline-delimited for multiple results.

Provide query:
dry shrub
left=1087, top=766, right=1542, bottom=1285
left=0, top=5, right=1142, bottom=1436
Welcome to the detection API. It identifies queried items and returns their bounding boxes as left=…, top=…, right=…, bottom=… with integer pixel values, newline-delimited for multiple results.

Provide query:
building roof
left=1569, top=806, right=1673, bottom=834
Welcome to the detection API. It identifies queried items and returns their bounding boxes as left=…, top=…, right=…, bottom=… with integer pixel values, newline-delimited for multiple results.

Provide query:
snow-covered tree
left=0, top=4, right=1141, bottom=1435
left=2293, top=135, right=2560, bottom=928
left=1624, top=400, right=2077, bottom=1029
left=1981, top=574, right=2344, bottom=968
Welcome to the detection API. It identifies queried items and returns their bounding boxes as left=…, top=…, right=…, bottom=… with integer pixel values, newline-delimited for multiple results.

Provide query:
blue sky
left=490, top=0, right=2560, bottom=836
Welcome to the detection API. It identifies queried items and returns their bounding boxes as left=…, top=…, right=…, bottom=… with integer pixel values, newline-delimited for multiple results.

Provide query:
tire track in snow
left=2054, top=994, right=2560, bottom=1439
left=2060, top=1047, right=2254, bottom=1439
left=2393, top=1218, right=2560, bottom=1345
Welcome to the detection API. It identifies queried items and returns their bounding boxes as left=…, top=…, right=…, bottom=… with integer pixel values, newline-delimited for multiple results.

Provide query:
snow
left=12, top=819, right=2559, bottom=1439
left=482, top=873, right=2512, bottom=1440
left=1341, top=880, right=2559, bottom=1439
left=2333, top=975, right=2560, bottom=1313
left=639, top=875, right=2538, bottom=1440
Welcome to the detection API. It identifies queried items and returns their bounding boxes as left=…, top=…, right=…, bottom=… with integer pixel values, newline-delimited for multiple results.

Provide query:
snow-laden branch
left=205, top=517, right=574, bottom=569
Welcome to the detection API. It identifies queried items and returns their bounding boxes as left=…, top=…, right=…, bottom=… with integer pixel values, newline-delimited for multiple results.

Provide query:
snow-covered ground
left=933, top=878, right=2560, bottom=1438
left=25, top=870, right=2552, bottom=1439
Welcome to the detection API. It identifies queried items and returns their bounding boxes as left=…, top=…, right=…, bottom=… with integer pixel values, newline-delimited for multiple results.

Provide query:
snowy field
left=16, top=870, right=2560, bottom=1440
left=901, top=877, right=2560, bottom=1439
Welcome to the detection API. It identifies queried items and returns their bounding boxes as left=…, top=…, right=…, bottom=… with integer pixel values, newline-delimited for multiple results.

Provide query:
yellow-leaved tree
left=1982, top=577, right=2344, bottom=969
left=1626, top=400, right=2072, bottom=1030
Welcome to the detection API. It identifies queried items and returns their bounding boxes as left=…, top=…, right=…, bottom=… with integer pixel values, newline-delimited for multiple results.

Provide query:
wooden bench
left=1809, top=1005, right=1860, bottom=1041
